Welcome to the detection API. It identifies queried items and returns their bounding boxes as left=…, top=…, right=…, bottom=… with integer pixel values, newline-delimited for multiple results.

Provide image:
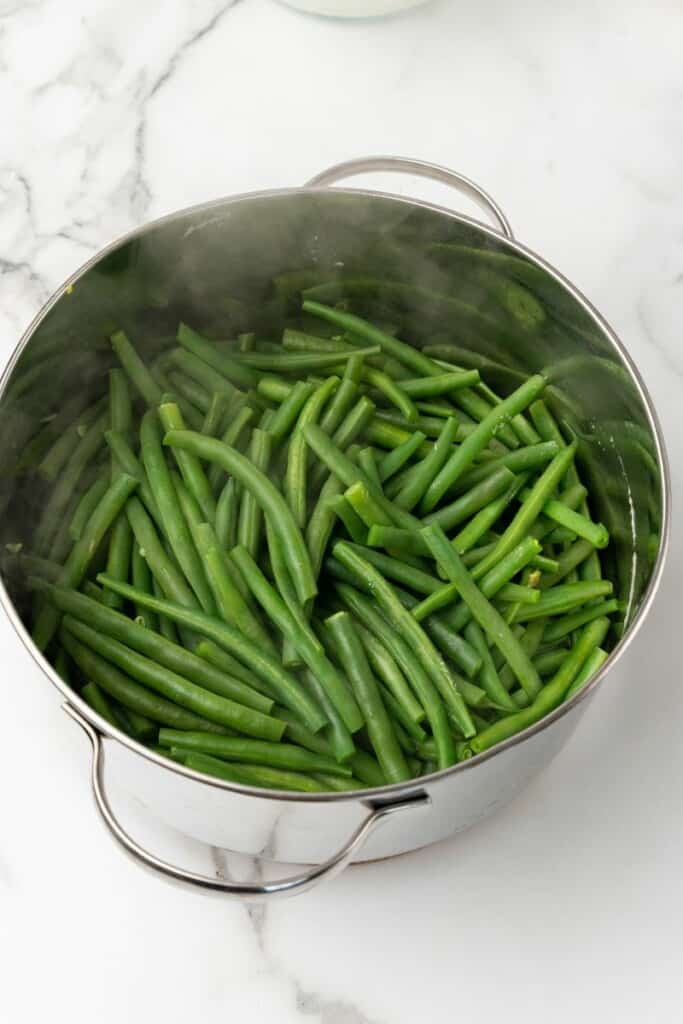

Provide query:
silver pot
left=0, top=157, right=670, bottom=899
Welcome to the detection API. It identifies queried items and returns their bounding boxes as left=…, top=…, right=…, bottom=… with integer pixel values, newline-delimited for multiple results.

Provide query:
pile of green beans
left=16, top=294, right=619, bottom=792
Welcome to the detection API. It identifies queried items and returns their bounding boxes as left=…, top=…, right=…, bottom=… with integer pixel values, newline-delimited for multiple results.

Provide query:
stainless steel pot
left=0, top=157, right=670, bottom=899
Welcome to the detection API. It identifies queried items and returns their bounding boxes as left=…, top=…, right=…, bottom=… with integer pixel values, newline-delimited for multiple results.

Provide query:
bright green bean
left=163, top=430, right=317, bottom=605
left=110, top=330, right=163, bottom=408
left=325, top=612, right=410, bottom=784
left=183, top=751, right=330, bottom=792
left=96, top=574, right=326, bottom=732
left=158, top=730, right=349, bottom=775
left=421, top=524, right=542, bottom=699
left=333, top=542, right=475, bottom=737
left=159, top=399, right=217, bottom=525
left=465, top=617, right=611, bottom=755
left=31, top=473, right=139, bottom=651
left=236, top=428, right=273, bottom=559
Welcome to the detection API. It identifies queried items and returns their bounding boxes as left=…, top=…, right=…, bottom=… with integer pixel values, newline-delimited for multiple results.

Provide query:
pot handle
left=305, top=156, right=514, bottom=239
left=63, top=702, right=430, bottom=900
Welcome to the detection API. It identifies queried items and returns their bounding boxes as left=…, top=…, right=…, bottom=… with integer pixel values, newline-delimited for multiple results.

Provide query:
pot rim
left=0, top=181, right=671, bottom=804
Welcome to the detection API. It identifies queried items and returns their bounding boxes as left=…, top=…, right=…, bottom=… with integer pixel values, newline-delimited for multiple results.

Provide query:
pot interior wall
left=0, top=189, right=663, bottom=638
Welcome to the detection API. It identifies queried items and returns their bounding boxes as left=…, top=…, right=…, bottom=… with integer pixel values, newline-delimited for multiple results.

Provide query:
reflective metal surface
left=0, top=158, right=670, bottom=897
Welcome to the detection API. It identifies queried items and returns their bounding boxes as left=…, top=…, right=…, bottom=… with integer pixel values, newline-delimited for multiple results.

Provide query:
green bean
left=163, top=429, right=317, bottom=605
left=356, top=624, right=425, bottom=726
left=110, top=330, right=163, bottom=408
left=159, top=399, right=217, bottom=525
left=130, top=543, right=158, bottom=631
left=496, top=582, right=541, bottom=605
left=542, top=599, right=619, bottom=643
left=236, top=428, right=273, bottom=558
left=396, top=417, right=459, bottom=512
left=16, top=553, right=61, bottom=583
left=68, top=476, right=109, bottom=542
left=357, top=448, right=381, bottom=490
left=63, top=612, right=280, bottom=737
left=422, top=466, right=516, bottom=531
left=564, top=647, right=609, bottom=700
left=200, top=392, right=228, bottom=439
left=319, top=363, right=361, bottom=436
left=268, top=380, right=315, bottom=442
left=34, top=409, right=109, bottom=555
left=193, top=521, right=276, bottom=654
left=101, top=515, right=134, bottom=611
left=194, top=639, right=277, bottom=700
left=302, top=300, right=440, bottom=376
left=421, top=524, right=542, bottom=699
left=532, top=648, right=570, bottom=678
left=344, top=481, right=392, bottom=529
left=152, top=575, right=179, bottom=642
left=375, top=410, right=479, bottom=445
left=465, top=618, right=611, bottom=755
left=536, top=499, right=609, bottom=549
left=306, top=473, right=345, bottom=578
left=140, top=411, right=216, bottom=613
left=325, top=495, right=368, bottom=543
left=420, top=375, right=546, bottom=512
left=108, top=367, right=133, bottom=449
left=335, top=583, right=455, bottom=769
left=511, top=581, right=613, bottom=622
left=325, top=612, right=410, bottom=783
left=169, top=348, right=244, bottom=406
left=229, top=346, right=380, bottom=372
left=125, top=496, right=198, bottom=612
left=215, top=478, right=237, bottom=550
left=333, top=542, right=474, bottom=737
left=377, top=431, right=426, bottom=482
left=256, top=374, right=291, bottom=402
left=207, top=405, right=255, bottom=493
left=366, top=524, right=428, bottom=556
left=464, top=620, right=517, bottom=712
left=538, top=539, right=597, bottom=589
left=284, top=375, right=340, bottom=527
left=364, top=417, right=428, bottom=458
left=104, top=430, right=162, bottom=526
left=271, top=705, right=332, bottom=755
left=378, top=685, right=427, bottom=743
left=62, top=629, right=230, bottom=733
left=96, top=574, right=326, bottom=732
left=362, top=366, right=418, bottom=421
left=81, top=681, right=121, bottom=729
left=231, top=544, right=363, bottom=733
left=281, top=327, right=352, bottom=354
left=183, top=751, right=329, bottom=792
left=446, top=441, right=560, bottom=494
left=263, top=516, right=309, bottom=668
left=302, top=424, right=418, bottom=531
left=157, top=373, right=209, bottom=426
left=158, top=730, right=349, bottom=776
left=411, top=584, right=459, bottom=622
left=31, top=473, right=139, bottom=651
left=176, top=322, right=257, bottom=389
left=452, top=476, right=529, bottom=557
left=298, top=668, right=355, bottom=763
left=470, top=444, right=578, bottom=580
left=398, top=371, right=481, bottom=398
left=310, top=396, right=377, bottom=492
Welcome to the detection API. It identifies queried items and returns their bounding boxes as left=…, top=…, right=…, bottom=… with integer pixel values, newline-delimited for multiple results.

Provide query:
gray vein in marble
left=148, top=1, right=240, bottom=101
left=296, top=988, right=384, bottom=1024
left=209, top=815, right=387, bottom=1024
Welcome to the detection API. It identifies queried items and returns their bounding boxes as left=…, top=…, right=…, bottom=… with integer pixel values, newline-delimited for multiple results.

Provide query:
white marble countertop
left=1, top=1, right=682, bottom=1021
